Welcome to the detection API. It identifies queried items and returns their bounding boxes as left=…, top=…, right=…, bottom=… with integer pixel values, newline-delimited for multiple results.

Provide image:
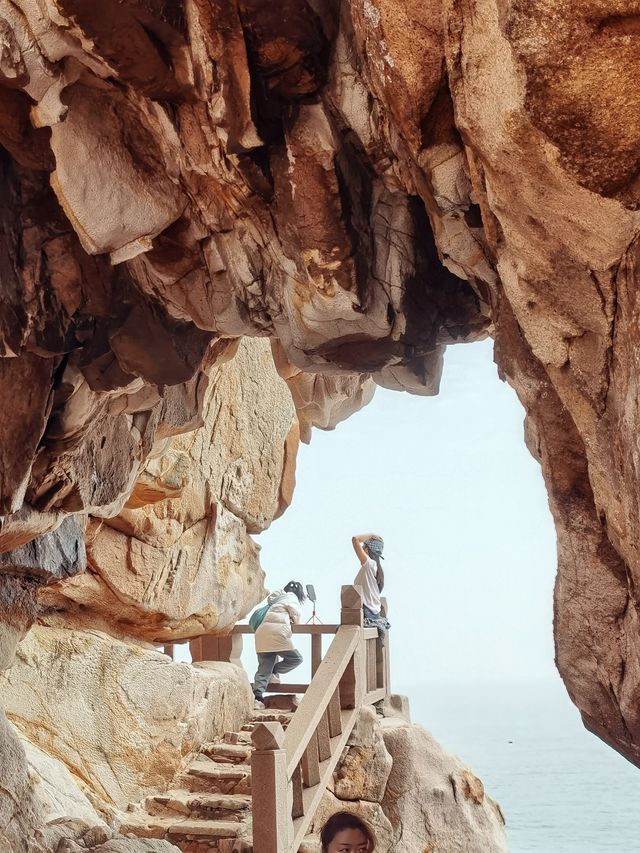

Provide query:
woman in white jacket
left=253, top=581, right=305, bottom=704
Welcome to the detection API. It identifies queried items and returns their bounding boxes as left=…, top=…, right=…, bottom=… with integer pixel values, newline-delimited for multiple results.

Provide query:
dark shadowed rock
left=0, top=516, right=86, bottom=581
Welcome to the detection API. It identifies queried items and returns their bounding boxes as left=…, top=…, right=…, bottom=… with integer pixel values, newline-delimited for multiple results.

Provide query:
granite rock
left=0, top=625, right=252, bottom=806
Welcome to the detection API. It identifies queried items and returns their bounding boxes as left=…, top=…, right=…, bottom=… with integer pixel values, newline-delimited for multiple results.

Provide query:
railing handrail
left=283, top=624, right=360, bottom=776
left=232, top=624, right=341, bottom=635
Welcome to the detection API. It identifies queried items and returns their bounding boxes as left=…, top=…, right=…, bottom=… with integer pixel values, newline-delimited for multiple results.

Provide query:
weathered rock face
left=40, top=337, right=295, bottom=640
left=381, top=718, right=507, bottom=852
left=0, top=0, right=639, bottom=767
left=443, top=0, right=640, bottom=765
left=331, top=705, right=393, bottom=803
left=0, top=625, right=253, bottom=806
left=0, top=707, right=45, bottom=853
left=19, top=734, right=110, bottom=831
left=0, top=0, right=487, bottom=559
left=302, top=704, right=507, bottom=852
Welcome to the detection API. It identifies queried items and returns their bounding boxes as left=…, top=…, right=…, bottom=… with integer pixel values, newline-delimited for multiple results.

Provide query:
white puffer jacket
left=255, top=590, right=301, bottom=653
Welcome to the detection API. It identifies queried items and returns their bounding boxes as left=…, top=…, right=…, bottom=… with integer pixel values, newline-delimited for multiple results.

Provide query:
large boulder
left=381, top=718, right=507, bottom=852
left=0, top=625, right=252, bottom=807
left=331, top=706, right=393, bottom=802
left=304, top=704, right=506, bottom=853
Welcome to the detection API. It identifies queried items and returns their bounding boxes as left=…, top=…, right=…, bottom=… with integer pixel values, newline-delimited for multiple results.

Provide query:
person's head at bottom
left=320, top=811, right=376, bottom=853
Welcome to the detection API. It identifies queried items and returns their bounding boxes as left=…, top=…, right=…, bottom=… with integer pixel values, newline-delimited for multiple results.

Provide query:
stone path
left=120, top=708, right=295, bottom=853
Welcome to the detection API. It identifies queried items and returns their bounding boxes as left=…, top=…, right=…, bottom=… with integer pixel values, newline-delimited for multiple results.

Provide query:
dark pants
left=253, top=649, right=303, bottom=698
left=363, top=605, right=390, bottom=640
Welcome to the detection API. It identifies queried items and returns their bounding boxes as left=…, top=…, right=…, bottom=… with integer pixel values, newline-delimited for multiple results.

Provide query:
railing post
left=311, top=633, right=322, bottom=677
left=339, top=585, right=365, bottom=708
left=380, top=596, right=390, bottom=695
left=251, top=722, right=292, bottom=853
left=190, top=631, right=243, bottom=665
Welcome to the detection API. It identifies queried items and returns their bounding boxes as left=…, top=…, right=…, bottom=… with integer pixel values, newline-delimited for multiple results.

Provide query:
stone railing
left=189, top=585, right=390, bottom=853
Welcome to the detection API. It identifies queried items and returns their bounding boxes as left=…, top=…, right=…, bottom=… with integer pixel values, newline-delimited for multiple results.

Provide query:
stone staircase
left=121, top=708, right=295, bottom=853
left=125, top=586, right=389, bottom=853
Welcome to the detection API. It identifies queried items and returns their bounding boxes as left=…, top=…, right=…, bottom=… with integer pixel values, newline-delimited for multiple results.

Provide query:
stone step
left=121, top=815, right=249, bottom=843
left=246, top=710, right=293, bottom=726
left=262, top=694, right=300, bottom=712
left=168, top=818, right=248, bottom=840
left=147, top=790, right=252, bottom=820
left=120, top=814, right=173, bottom=839
left=180, top=759, right=252, bottom=795
left=188, top=759, right=252, bottom=782
left=224, top=730, right=253, bottom=745
left=200, top=742, right=252, bottom=764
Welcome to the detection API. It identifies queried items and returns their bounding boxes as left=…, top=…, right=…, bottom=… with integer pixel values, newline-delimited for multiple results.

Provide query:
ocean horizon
left=407, top=678, right=640, bottom=853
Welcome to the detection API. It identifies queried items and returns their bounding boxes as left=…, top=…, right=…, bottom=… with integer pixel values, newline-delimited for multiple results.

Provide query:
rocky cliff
left=0, top=0, right=638, bottom=794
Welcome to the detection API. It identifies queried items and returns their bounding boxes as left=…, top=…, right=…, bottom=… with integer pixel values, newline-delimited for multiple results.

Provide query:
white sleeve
left=284, top=597, right=301, bottom=624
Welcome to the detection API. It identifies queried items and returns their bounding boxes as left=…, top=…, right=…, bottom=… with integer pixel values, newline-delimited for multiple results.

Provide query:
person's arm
left=351, top=532, right=382, bottom=563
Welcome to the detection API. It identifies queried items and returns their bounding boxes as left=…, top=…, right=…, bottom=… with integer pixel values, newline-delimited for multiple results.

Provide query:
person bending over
left=351, top=533, right=390, bottom=639
left=252, top=580, right=305, bottom=706
left=320, top=811, right=376, bottom=852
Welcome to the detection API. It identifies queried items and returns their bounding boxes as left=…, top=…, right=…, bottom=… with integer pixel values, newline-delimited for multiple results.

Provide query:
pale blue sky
left=249, top=338, right=558, bottom=691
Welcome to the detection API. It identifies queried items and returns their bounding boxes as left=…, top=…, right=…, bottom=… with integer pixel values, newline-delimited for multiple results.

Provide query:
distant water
left=406, top=679, right=640, bottom=853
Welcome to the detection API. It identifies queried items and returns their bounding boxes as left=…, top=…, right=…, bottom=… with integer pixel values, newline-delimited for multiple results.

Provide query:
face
left=327, top=828, right=369, bottom=853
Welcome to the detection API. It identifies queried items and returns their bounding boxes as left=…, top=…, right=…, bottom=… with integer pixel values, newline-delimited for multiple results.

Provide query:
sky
left=245, top=337, right=559, bottom=691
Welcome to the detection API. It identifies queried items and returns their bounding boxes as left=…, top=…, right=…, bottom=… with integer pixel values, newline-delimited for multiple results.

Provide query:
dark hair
left=320, top=811, right=376, bottom=851
left=284, top=580, right=306, bottom=603
left=365, top=547, right=384, bottom=593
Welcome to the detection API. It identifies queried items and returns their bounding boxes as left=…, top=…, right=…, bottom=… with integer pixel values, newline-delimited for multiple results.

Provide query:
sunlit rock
left=381, top=717, right=507, bottom=852
left=40, top=338, right=294, bottom=641
left=0, top=625, right=252, bottom=806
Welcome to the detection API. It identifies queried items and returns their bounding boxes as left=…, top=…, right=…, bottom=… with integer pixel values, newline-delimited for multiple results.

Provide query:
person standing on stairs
left=351, top=532, right=390, bottom=640
left=252, top=580, right=306, bottom=708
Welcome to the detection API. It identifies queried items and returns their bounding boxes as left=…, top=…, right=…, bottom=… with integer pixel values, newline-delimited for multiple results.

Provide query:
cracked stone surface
left=0, top=624, right=253, bottom=805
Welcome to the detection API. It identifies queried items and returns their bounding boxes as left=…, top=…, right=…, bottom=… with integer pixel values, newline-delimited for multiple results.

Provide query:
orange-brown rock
left=43, top=338, right=296, bottom=641
left=444, top=0, right=640, bottom=766
left=0, top=0, right=639, bottom=772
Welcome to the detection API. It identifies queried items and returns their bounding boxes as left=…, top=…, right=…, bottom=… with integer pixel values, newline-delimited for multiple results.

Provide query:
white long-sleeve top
left=254, top=590, right=301, bottom=653
left=354, top=557, right=381, bottom=613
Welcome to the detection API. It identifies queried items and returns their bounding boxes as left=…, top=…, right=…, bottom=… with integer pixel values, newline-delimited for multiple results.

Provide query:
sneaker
left=254, top=699, right=265, bottom=710
left=269, top=674, right=281, bottom=684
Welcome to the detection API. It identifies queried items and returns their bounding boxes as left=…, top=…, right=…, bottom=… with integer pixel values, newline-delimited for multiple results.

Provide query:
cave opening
left=248, top=339, right=640, bottom=853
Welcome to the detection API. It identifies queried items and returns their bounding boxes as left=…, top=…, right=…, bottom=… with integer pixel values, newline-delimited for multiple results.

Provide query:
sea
left=408, top=680, right=640, bottom=853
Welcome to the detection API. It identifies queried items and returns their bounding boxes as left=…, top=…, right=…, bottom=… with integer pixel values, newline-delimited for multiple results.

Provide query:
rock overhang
left=0, top=0, right=639, bottom=771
